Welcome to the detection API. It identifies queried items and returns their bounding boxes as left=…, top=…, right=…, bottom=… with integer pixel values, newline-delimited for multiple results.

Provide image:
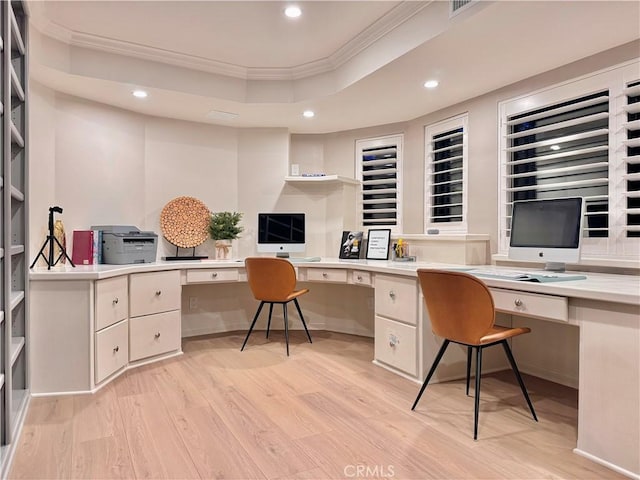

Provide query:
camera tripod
left=30, top=206, right=75, bottom=270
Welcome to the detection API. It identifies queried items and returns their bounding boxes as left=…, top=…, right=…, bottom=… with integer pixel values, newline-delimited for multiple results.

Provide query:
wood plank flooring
left=9, top=331, right=624, bottom=479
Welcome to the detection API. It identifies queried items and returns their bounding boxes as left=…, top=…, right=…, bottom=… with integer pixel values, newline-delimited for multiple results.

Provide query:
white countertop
left=29, top=258, right=640, bottom=306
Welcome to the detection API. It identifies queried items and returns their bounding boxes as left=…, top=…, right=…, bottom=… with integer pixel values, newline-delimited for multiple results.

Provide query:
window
left=356, top=134, right=403, bottom=232
left=624, top=79, right=640, bottom=239
left=499, top=60, right=639, bottom=262
left=425, top=114, right=468, bottom=233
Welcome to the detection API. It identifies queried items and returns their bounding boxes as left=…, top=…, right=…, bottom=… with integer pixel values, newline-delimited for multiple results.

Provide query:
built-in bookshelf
left=1, top=1, right=29, bottom=475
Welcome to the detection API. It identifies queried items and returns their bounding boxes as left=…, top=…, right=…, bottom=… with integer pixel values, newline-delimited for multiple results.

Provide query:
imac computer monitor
left=508, top=197, right=584, bottom=271
left=257, top=213, right=305, bottom=257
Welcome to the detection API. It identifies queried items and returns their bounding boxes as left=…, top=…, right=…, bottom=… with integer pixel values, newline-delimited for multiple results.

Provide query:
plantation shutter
left=425, top=114, right=467, bottom=231
left=623, top=80, right=640, bottom=238
left=504, top=91, right=609, bottom=239
left=356, top=135, right=403, bottom=230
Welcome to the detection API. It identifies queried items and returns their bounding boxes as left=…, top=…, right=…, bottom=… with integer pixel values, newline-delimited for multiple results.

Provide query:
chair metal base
left=241, top=298, right=312, bottom=356
left=411, top=339, right=537, bottom=439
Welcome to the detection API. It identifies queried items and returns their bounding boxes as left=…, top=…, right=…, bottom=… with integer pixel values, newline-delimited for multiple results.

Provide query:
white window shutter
left=499, top=60, right=640, bottom=262
left=425, top=114, right=468, bottom=233
left=623, top=80, right=640, bottom=238
left=356, top=135, right=403, bottom=232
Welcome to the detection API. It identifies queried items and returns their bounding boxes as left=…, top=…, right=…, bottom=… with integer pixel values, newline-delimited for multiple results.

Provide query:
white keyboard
left=468, top=268, right=531, bottom=279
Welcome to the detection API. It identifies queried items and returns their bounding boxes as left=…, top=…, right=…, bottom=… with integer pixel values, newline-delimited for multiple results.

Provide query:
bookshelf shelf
left=1, top=2, right=29, bottom=474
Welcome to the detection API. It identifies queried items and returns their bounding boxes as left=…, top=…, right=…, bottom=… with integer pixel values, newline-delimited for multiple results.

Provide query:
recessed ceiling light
left=285, top=5, right=302, bottom=18
left=550, top=145, right=561, bottom=151
left=303, top=110, right=315, bottom=118
left=132, top=89, right=148, bottom=98
left=423, top=80, right=439, bottom=89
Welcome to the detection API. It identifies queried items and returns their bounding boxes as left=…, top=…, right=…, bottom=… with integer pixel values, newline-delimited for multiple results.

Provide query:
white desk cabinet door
left=491, top=288, right=568, bottom=323
left=351, top=270, right=373, bottom=287
left=129, top=270, right=181, bottom=317
left=95, top=276, right=129, bottom=331
left=374, top=316, right=417, bottom=376
left=374, top=274, right=418, bottom=325
left=306, top=268, right=348, bottom=283
left=129, top=310, right=181, bottom=362
left=186, top=268, right=239, bottom=284
left=95, top=319, right=129, bottom=384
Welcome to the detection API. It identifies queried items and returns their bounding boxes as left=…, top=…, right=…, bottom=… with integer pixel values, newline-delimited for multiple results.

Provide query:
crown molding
left=29, top=1, right=431, bottom=82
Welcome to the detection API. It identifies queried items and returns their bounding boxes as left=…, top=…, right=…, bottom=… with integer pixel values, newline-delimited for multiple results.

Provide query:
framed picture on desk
left=339, top=231, right=363, bottom=259
left=366, top=229, right=391, bottom=260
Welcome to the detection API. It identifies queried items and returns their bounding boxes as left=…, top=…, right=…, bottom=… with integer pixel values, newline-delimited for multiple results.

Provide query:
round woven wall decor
left=160, top=196, right=210, bottom=248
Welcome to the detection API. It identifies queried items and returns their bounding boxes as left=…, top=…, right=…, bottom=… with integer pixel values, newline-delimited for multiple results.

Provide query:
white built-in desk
left=29, top=259, right=639, bottom=478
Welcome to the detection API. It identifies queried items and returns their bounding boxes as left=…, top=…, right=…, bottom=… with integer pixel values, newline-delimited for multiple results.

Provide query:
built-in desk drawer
left=95, top=319, right=128, bottom=384
left=374, top=316, right=417, bottom=376
left=129, top=310, right=181, bottom=362
left=306, top=268, right=348, bottom=283
left=129, top=270, right=181, bottom=317
left=350, top=270, right=372, bottom=287
left=95, top=276, right=128, bottom=331
left=375, top=274, right=418, bottom=325
left=186, top=268, right=239, bottom=284
left=491, top=288, right=568, bottom=322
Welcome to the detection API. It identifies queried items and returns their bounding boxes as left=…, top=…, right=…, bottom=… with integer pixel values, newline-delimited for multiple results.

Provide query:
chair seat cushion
left=479, top=325, right=531, bottom=345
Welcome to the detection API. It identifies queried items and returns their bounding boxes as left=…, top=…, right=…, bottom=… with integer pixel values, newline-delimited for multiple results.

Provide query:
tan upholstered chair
left=241, top=257, right=312, bottom=356
left=412, top=269, right=537, bottom=439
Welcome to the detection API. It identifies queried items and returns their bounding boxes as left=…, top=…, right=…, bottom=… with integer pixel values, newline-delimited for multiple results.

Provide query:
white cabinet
left=373, top=274, right=420, bottom=377
left=491, top=288, right=568, bottom=323
left=95, top=320, right=128, bottom=384
left=130, top=270, right=181, bottom=317
left=95, top=276, right=128, bottom=330
left=374, top=274, right=418, bottom=324
left=186, top=268, right=239, bottom=284
left=374, top=316, right=417, bottom=376
left=129, top=270, right=181, bottom=362
left=350, top=270, right=372, bottom=287
left=306, top=267, right=348, bottom=283
left=94, top=276, right=129, bottom=383
left=129, top=310, right=181, bottom=361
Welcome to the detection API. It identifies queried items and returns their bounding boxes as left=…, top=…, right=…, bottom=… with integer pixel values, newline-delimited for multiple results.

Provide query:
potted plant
left=209, top=211, right=243, bottom=260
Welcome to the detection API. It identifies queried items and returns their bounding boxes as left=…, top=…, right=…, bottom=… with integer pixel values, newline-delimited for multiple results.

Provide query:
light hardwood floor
left=10, top=331, right=623, bottom=479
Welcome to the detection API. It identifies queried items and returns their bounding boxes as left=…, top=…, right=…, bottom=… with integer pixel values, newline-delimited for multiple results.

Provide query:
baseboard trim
left=573, top=448, right=639, bottom=480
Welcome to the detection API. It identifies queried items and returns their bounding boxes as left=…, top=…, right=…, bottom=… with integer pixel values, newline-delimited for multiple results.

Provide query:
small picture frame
left=365, top=229, right=391, bottom=260
left=339, top=231, right=363, bottom=259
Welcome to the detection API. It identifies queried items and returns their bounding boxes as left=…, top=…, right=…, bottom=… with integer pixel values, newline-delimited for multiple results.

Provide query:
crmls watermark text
left=343, top=464, right=395, bottom=478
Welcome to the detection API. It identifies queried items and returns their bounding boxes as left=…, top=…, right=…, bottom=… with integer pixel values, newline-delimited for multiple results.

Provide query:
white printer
left=92, top=225, right=158, bottom=264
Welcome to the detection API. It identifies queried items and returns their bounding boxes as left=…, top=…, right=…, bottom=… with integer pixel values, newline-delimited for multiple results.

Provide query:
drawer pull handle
left=112, top=297, right=119, bottom=305
left=514, top=298, right=523, bottom=307
left=155, top=332, right=161, bottom=339
left=113, top=346, right=119, bottom=353
left=155, top=290, right=162, bottom=296
left=389, top=334, right=399, bottom=347
left=212, top=272, right=218, bottom=278
left=357, top=275, right=363, bottom=281
left=389, top=291, right=396, bottom=299
left=322, top=272, right=328, bottom=278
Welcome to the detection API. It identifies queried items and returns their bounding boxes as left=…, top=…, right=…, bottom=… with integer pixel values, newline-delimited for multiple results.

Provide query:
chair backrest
left=417, top=269, right=495, bottom=345
left=244, top=257, right=297, bottom=302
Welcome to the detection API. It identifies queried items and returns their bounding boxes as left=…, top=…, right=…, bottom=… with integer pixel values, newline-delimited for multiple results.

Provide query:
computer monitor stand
left=276, top=252, right=290, bottom=258
left=545, top=262, right=566, bottom=272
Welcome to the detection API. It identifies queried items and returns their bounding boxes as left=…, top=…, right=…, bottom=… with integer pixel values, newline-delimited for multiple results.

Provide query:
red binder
left=72, top=230, right=94, bottom=265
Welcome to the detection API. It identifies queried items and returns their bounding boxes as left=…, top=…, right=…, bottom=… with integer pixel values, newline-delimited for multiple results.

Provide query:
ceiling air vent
left=450, top=0, right=474, bottom=17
